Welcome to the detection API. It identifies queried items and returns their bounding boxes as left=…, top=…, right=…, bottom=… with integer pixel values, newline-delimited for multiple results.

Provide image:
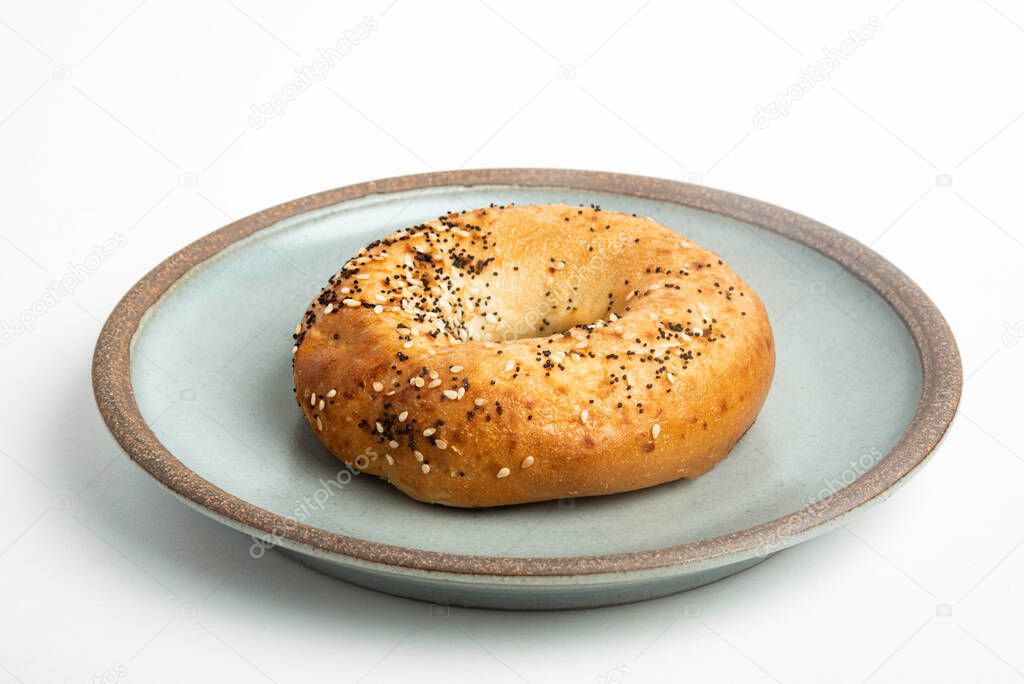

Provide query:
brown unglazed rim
left=92, top=169, right=962, bottom=577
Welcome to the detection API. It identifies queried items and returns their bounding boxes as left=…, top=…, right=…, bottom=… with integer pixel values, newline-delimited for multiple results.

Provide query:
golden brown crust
left=292, top=204, right=774, bottom=507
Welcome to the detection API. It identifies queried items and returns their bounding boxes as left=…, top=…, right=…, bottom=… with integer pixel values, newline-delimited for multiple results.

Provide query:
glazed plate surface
left=93, top=170, right=960, bottom=609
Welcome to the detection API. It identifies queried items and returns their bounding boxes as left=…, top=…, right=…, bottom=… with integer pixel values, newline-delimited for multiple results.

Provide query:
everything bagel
left=292, top=204, right=774, bottom=507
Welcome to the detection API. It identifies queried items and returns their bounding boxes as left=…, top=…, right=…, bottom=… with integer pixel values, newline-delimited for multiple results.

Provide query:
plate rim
left=92, top=168, right=962, bottom=577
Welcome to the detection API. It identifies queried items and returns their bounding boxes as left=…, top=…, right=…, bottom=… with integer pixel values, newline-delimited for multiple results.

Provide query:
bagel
left=292, top=204, right=774, bottom=507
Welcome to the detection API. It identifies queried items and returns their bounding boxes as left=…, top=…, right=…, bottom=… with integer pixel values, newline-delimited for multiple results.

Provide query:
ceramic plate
left=93, top=169, right=961, bottom=610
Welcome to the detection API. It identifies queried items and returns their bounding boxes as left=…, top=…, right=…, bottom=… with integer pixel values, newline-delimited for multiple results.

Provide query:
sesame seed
left=398, top=411, right=408, bottom=422
left=372, top=381, right=384, bottom=392
left=389, top=440, right=399, bottom=449
left=504, top=359, right=515, bottom=372
left=403, top=341, right=413, bottom=348
left=373, top=305, right=383, bottom=314
left=318, top=399, right=324, bottom=411
left=423, top=428, right=436, bottom=437
left=294, top=323, right=302, bottom=335
left=327, top=389, right=337, bottom=398
left=450, top=365, right=463, bottom=373
left=385, top=454, right=394, bottom=465
left=343, top=298, right=360, bottom=307
left=323, top=303, right=334, bottom=314
left=427, top=378, right=442, bottom=389
left=443, top=389, right=459, bottom=400
left=496, top=467, right=511, bottom=478
left=413, top=377, right=425, bottom=388
left=316, top=416, right=322, bottom=431
left=580, top=409, right=589, bottom=424
left=376, top=422, right=384, bottom=433
left=292, top=345, right=298, bottom=354
left=474, top=397, right=487, bottom=407
left=421, top=464, right=430, bottom=474
left=414, top=450, right=424, bottom=462
left=309, top=393, right=317, bottom=406
left=652, top=424, right=661, bottom=439
left=521, top=456, right=535, bottom=469
left=435, top=439, right=448, bottom=450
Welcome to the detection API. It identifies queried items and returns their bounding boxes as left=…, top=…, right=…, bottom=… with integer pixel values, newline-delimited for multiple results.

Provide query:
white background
left=1, top=1, right=1022, bottom=682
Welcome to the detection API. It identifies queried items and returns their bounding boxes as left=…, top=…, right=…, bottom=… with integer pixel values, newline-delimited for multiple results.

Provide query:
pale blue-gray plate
left=93, top=169, right=960, bottom=610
